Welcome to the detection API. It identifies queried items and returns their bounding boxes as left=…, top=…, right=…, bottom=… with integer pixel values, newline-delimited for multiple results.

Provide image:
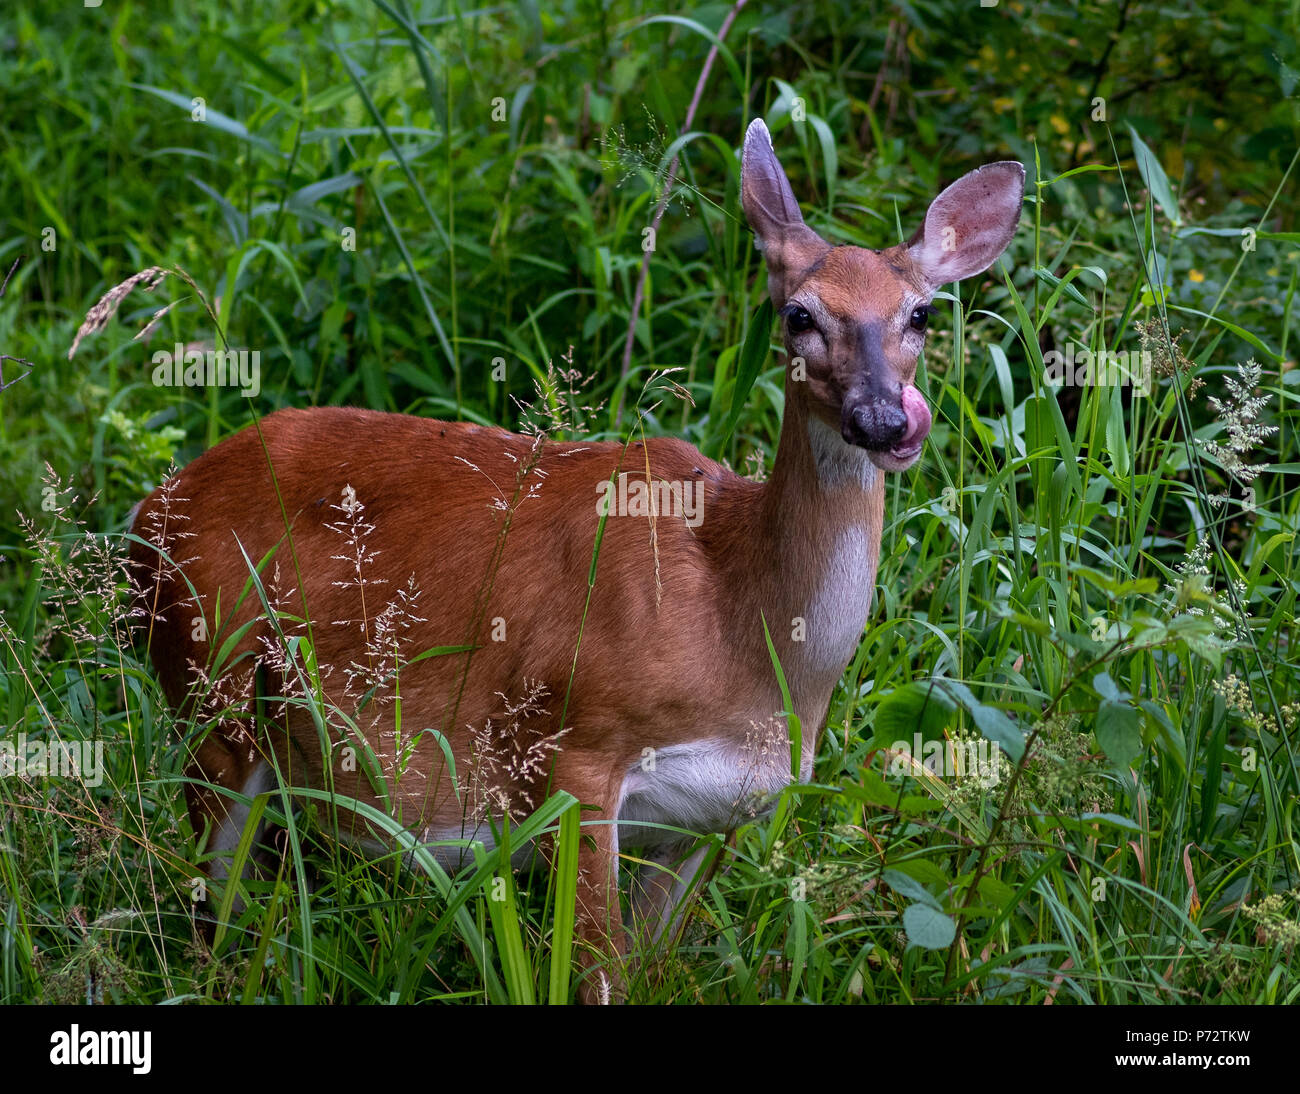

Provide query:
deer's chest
left=801, top=525, right=878, bottom=678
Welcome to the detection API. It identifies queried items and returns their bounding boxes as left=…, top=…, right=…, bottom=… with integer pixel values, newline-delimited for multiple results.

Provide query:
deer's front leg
left=573, top=821, right=626, bottom=1004
left=629, top=841, right=711, bottom=949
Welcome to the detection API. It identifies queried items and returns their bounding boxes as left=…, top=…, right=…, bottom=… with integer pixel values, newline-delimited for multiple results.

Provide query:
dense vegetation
left=1, top=0, right=1297, bottom=1003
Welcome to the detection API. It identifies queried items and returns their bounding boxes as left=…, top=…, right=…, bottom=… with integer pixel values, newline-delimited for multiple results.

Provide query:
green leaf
left=1096, top=698, right=1143, bottom=769
left=869, top=681, right=954, bottom=749
left=474, top=827, right=535, bottom=1005
left=902, top=903, right=957, bottom=950
left=977, top=875, right=1017, bottom=908
left=1034, top=266, right=1090, bottom=307
left=288, top=172, right=364, bottom=208
left=1045, top=163, right=1118, bottom=184
left=130, top=84, right=281, bottom=154
left=887, top=858, right=950, bottom=889
left=1078, top=812, right=1144, bottom=831
left=716, top=298, right=774, bottom=450
left=761, top=612, right=802, bottom=778
left=1140, top=700, right=1187, bottom=775
left=883, top=869, right=941, bottom=909
left=1093, top=671, right=1120, bottom=702
left=547, top=802, right=580, bottom=1005
left=624, top=16, right=746, bottom=100
left=808, top=114, right=839, bottom=201
left=1127, top=125, right=1180, bottom=227
left=844, top=767, right=902, bottom=808
left=966, top=701, right=1025, bottom=765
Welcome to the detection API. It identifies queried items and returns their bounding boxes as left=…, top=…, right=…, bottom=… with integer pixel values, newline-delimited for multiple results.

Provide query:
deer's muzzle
left=841, top=384, right=931, bottom=471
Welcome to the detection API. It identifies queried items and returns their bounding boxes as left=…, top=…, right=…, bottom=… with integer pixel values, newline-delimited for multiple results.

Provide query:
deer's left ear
left=741, top=118, right=830, bottom=307
left=908, top=161, right=1025, bottom=290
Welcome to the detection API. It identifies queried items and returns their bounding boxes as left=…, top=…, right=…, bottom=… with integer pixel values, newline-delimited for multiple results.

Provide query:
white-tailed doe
left=129, top=118, right=1023, bottom=1002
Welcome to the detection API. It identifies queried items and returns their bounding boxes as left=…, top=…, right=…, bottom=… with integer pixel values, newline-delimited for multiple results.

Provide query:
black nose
left=842, top=399, right=907, bottom=450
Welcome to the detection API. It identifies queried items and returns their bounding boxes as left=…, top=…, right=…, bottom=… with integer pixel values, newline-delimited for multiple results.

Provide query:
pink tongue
left=898, top=385, right=932, bottom=447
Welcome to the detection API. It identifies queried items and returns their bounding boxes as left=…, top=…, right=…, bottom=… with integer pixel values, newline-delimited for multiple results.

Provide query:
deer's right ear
left=741, top=119, right=829, bottom=307
left=908, top=161, right=1025, bottom=291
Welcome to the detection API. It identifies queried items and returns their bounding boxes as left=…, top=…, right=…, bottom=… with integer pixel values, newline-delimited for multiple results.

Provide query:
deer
left=128, top=117, right=1023, bottom=1004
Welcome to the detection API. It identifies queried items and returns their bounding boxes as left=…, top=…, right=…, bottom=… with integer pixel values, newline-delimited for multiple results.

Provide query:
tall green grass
left=0, top=0, right=1297, bottom=1003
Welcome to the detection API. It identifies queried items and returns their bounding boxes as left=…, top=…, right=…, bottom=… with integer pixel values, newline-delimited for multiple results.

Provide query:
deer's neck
left=750, top=376, right=887, bottom=708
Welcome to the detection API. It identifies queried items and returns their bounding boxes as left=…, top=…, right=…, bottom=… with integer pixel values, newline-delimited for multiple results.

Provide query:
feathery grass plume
left=463, top=679, right=570, bottom=823
left=133, top=300, right=180, bottom=344
left=735, top=715, right=791, bottom=819
left=634, top=366, right=694, bottom=420
left=252, top=559, right=322, bottom=717
left=342, top=575, right=427, bottom=707
left=183, top=654, right=257, bottom=753
left=40, top=908, right=143, bottom=1005
left=127, top=465, right=197, bottom=622
left=453, top=435, right=548, bottom=516
left=325, top=483, right=386, bottom=635
left=17, top=465, right=134, bottom=651
left=1198, top=358, right=1277, bottom=508
left=598, top=107, right=702, bottom=220
left=438, top=376, right=562, bottom=755
left=1134, top=317, right=1203, bottom=396
left=514, top=344, right=606, bottom=440
left=1171, top=539, right=1250, bottom=643
left=316, top=482, right=434, bottom=791
left=67, top=266, right=169, bottom=360
left=741, top=448, right=770, bottom=483
left=128, top=467, right=209, bottom=738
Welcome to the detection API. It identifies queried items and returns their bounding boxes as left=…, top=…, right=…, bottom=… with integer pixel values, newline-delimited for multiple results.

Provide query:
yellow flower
left=1188, top=269, right=1205, bottom=283
left=1050, top=115, right=1070, bottom=135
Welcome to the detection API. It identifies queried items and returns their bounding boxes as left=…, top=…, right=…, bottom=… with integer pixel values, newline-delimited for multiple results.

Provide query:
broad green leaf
left=882, top=868, right=941, bottom=909
left=903, top=903, right=957, bottom=949
left=1096, top=698, right=1143, bottom=769
left=869, top=680, right=954, bottom=749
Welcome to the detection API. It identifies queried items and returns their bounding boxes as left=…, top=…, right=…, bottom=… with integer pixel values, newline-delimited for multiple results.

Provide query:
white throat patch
left=808, top=416, right=876, bottom=492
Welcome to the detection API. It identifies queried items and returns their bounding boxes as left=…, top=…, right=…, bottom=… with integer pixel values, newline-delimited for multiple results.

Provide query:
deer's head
left=741, top=118, right=1023, bottom=471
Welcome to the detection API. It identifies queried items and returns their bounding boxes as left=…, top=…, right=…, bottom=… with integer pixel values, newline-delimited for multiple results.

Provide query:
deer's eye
left=787, top=306, right=815, bottom=333
left=910, top=306, right=931, bottom=333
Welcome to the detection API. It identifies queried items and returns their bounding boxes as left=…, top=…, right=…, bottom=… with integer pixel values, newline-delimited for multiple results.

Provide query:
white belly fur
left=617, top=736, right=792, bottom=850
